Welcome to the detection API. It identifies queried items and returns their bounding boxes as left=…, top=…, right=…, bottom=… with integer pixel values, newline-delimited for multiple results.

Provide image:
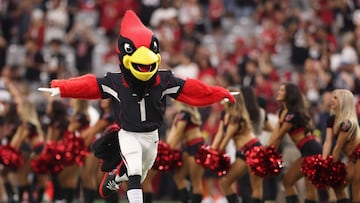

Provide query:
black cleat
left=99, top=169, right=120, bottom=198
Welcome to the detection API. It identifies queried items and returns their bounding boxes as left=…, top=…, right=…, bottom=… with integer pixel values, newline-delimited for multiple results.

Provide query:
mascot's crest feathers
left=120, top=10, right=153, bottom=48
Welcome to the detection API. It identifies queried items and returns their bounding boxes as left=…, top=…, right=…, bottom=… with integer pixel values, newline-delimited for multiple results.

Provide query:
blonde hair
left=19, top=99, right=44, bottom=136
left=180, top=103, right=202, bottom=126
left=224, top=87, right=252, bottom=133
left=331, top=89, right=359, bottom=136
left=72, top=99, right=89, bottom=116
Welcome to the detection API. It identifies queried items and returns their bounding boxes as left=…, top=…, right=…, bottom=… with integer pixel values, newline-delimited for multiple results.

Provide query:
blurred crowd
left=1, top=0, right=360, bottom=202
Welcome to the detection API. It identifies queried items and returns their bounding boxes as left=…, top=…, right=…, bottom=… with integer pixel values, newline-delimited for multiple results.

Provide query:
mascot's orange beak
left=118, top=10, right=161, bottom=82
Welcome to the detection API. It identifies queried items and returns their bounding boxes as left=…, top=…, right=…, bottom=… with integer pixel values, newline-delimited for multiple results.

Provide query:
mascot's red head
left=117, top=10, right=161, bottom=83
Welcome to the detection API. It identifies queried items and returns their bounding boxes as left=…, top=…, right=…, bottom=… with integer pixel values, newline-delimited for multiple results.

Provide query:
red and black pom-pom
left=245, top=145, right=283, bottom=177
left=326, top=156, right=346, bottom=188
left=31, top=136, right=89, bottom=174
left=153, top=140, right=183, bottom=172
left=216, top=152, right=231, bottom=176
left=0, top=145, right=24, bottom=169
left=171, top=148, right=183, bottom=169
left=62, top=136, right=89, bottom=166
left=301, top=154, right=329, bottom=189
left=301, top=155, right=347, bottom=189
left=31, top=154, right=64, bottom=174
left=195, top=144, right=230, bottom=176
left=31, top=141, right=65, bottom=174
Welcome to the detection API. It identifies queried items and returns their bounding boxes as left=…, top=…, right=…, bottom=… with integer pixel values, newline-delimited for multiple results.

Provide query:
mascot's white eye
left=124, top=43, right=133, bottom=54
left=152, top=41, right=158, bottom=52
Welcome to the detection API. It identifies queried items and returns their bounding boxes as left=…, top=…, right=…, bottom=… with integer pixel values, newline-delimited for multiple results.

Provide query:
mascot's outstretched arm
left=177, top=78, right=236, bottom=106
left=50, top=74, right=102, bottom=99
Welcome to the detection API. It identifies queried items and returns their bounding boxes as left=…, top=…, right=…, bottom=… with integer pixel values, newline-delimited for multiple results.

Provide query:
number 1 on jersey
left=138, top=98, right=146, bottom=121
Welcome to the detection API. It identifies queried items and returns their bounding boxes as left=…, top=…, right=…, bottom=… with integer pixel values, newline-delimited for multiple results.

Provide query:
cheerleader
left=9, top=100, right=46, bottom=203
left=75, top=99, right=100, bottom=203
left=5, top=77, right=46, bottom=202
left=267, top=83, right=322, bottom=203
left=211, top=87, right=263, bottom=203
left=0, top=93, right=19, bottom=202
left=166, top=101, right=205, bottom=203
left=76, top=99, right=101, bottom=203
left=322, top=89, right=360, bottom=202
left=81, top=98, right=119, bottom=203
left=54, top=99, right=90, bottom=202
left=241, top=86, right=276, bottom=203
left=43, top=98, right=69, bottom=202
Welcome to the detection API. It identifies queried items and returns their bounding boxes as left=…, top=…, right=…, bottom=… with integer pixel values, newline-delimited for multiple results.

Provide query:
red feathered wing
left=51, top=74, right=102, bottom=99
left=176, top=79, right=235, bottom=106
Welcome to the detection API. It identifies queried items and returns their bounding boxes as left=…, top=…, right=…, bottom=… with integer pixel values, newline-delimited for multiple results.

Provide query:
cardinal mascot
left=39, top=10, right=235, bottom=203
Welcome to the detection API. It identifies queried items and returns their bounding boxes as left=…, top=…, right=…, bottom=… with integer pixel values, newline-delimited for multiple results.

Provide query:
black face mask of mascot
left=117, top=36, right=160, bottom=99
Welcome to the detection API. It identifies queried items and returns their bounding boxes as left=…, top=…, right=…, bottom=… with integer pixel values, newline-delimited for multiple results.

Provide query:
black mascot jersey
left=97, top=70, right=185, bottom=132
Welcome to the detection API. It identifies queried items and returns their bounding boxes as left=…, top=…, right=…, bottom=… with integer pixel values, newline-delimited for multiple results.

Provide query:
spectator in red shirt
left=96, top=0, right=138, bottom=35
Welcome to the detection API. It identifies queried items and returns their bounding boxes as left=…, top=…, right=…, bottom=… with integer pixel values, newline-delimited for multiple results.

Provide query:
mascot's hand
left=38, top=87, right=60, bottom=97
left=222, top=91, right=238, bottom=103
